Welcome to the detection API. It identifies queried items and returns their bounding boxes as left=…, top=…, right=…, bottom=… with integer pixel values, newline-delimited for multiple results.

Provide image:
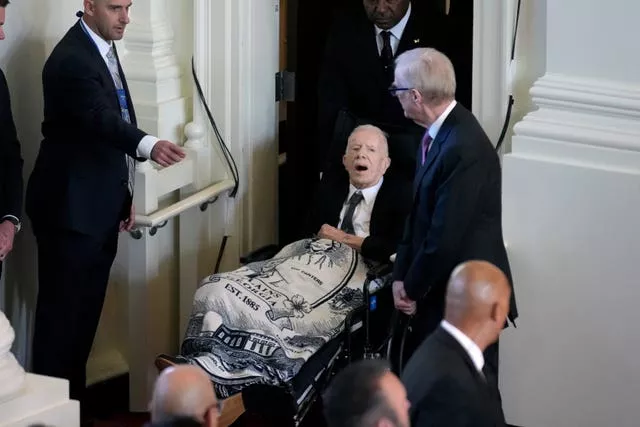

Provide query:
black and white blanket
left=178, top=238, right=382, bottom=398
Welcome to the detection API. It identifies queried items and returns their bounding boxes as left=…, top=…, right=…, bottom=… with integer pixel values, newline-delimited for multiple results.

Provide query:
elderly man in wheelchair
left=156, top=121, right=417, bottom=426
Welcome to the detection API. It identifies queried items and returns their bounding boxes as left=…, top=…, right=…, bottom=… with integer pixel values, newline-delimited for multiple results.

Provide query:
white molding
left=513, top=73, right=640, bottom=166
left=472, top=0, right=513, bottom=148
left=530, top=73, right=640, bottom=120
left=0, top=374, right=79, bottom=427
left=120, top=0, right=187, bottom=144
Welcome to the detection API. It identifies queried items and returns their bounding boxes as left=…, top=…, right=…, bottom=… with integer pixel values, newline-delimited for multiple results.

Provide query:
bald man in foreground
left=401, top=261, right=510, bottom=427
left=149, top=365, right=219, bottom=427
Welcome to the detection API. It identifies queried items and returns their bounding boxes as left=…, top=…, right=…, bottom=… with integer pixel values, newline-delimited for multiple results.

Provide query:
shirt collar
left=80, top=17, right=113, bottom=58
left=428, top=100, right=457, bottom=141
left=440, top=320, right=485, bottom=372
left=374, top=2, right=412, bottom=42
left=348, top=176, right=384, bottom=205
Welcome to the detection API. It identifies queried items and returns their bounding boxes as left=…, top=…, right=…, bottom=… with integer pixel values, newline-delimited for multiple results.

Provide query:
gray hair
left=346, top=124, right=389, bottom=155
left=394, top=47, right=456, bottom=105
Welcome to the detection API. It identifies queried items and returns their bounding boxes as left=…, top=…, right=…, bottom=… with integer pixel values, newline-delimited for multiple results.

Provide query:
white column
left=119, top=0, right=187, bottom=145
left=501, top=1, right=640, bottom=426
left=0, top=312, right=79, bottom=427
left=0, top=311, right=25, bottom=401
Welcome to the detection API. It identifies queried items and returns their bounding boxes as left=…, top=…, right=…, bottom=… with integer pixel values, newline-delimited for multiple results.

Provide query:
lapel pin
left=414, top=38, right=420, bottom=44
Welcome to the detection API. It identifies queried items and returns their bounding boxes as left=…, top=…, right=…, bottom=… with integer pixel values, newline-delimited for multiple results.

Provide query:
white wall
left=500, top=0, right=640, bottom=425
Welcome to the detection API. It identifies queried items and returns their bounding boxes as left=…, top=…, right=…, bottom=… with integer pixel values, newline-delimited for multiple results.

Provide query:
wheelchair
left=155, top=110, right=423, bottom=427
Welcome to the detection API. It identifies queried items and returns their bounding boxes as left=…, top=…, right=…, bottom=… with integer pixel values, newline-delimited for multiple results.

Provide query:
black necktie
left=340, top=191, right=364, bottom=235
left=380, top=31, right=394, bottom=85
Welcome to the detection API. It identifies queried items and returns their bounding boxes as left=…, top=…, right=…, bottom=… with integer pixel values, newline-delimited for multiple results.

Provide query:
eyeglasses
left=388, top=85, right=413, bottom=96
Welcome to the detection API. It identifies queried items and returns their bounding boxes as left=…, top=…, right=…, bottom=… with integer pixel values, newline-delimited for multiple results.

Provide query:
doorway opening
left=277, top=0, right=474, bottom=244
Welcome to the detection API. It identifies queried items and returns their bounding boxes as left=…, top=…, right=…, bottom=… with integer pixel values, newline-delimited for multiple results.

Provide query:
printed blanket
left=178, top=238, right=381, bottom=398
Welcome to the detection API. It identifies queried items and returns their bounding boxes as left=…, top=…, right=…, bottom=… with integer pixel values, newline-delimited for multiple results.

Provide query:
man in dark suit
left=306, top=124, right=412, bottom=263
left=324, top=359, right=410, bottom=427
left=401, top=261, right=511, bottom=427
left=389, top=48, right=518, bottom=377
left=0, top=0, right=24, bottom=276
left=316, top=0, right=470, bottom=172
left=26, top=0, right=185, bottom=405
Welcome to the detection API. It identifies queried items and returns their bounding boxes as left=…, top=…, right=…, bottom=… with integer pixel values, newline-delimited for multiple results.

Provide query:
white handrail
left=134, top=179, right=235, bottom=227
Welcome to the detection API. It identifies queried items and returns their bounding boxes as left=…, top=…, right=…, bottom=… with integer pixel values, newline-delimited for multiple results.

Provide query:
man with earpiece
left=26, top=0, right=185, bottom=415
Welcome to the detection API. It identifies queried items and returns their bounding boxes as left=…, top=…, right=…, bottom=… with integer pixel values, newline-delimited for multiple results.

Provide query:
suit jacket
left=393, top=104, right=518, bottom=324
left=306, top=174, right=412, bottom=263
left=402, top=327, right=505, bottom=427
left=0, top=69, right=24, bottom=221
left=402, top=327, right=506, bottom=427
left=26, top=20, right=146, bottom=238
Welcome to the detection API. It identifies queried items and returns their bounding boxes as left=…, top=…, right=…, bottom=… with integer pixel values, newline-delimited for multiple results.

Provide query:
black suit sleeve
left=403, top=145, right=484, bottom=300
left=0, top=70, right=24, bottom=219
left=361, top=234, right=393, bottom=263
left=361, top=179, right=412, bottom=263
left=47, top=55, right=147, bottom=158
left=412, top=378, right=479, bottom=427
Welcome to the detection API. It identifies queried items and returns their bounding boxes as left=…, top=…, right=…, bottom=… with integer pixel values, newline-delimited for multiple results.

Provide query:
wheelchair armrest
left=366, top=262, right=393, bottom=281
left=239, top=244, right=280, bottom=264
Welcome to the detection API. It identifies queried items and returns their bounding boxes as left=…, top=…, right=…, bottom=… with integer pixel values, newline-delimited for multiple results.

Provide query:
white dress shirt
left=440, top=320, right=485, bottom=372
left=427, top=99, right=457, bottom=141
left=338, top=177, right=384, bottom=238
left=374, top=3, right=412, bottom=56
left=79, top=18, right=158, bottom=159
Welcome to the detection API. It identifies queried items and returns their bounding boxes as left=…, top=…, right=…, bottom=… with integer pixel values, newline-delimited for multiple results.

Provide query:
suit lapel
left=396, top=8, right=423, bottom=55
left=356, top=15, right=387, bottom=90
left=412, top=104, right=462, bottom=198
left=71, top=22, right=118, bottom=98
left=72, top=22, right=135, bottom=124
left=434, top=327, right=487, bottom=386
left=412, top=124, right=450, bottom=197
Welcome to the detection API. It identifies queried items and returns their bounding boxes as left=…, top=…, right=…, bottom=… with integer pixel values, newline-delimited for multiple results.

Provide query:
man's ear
left=411, top=88, right=421, bottom=104
left=84, top=0, right=95, bottom=16
left=342, top=154, right=348, bottom=169
left=383, top=156, right=391, bottom=173
left=490, top=301, right=506, bottom=325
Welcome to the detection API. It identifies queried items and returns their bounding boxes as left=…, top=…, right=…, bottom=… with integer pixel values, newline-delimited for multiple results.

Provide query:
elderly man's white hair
left=394, top=48, right=456, bottom=105
left=345, top=124, right=389, bottom=155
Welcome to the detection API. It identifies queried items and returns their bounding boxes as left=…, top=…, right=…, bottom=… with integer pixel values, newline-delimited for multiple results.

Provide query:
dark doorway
left=277, top=0, right=473, bottom=244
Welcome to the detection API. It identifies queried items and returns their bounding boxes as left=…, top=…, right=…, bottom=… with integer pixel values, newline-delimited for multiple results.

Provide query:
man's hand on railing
left=120, top=203, right=136, bottom=233
left=151, top=140, right=186, bottom=167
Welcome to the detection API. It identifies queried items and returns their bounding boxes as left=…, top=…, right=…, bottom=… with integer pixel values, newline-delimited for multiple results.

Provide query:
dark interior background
left=278, top=0, right=474, bottom=245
